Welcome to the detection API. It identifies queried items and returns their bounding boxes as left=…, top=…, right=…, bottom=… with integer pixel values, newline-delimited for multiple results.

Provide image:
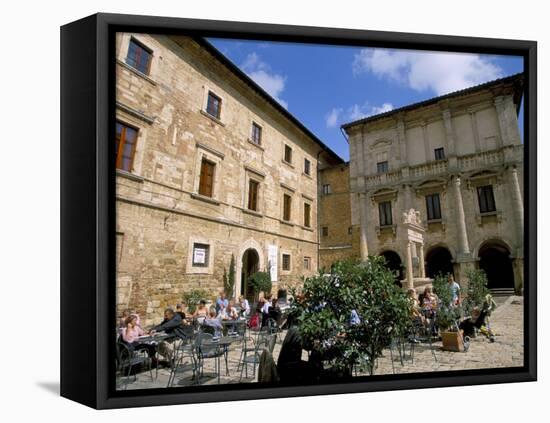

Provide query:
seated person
left=121, top=315, right=155, bottom=358
left=215, top=292, right=228, bottom=314
left=407, top=288, right=425, bottom=324
left=238, top=295, right=250, bottom=316
left=150, top=308, right=185, bottom=361
left=261, top=294, right=273, bottom=328
left=268, top=298, right=281, bottom=323
left=175, top=303, right=186, bottom=320
left=421, top=286, right=439, bottom=316
left=219, top=302, right=239, bottom=320
left=193, top=300, right=209, bottom=324
left=203, top=309, right=223, bottom=337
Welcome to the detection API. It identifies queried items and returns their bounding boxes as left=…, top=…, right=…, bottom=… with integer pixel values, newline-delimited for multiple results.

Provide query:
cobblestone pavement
left=119, top=296, right=523, bottom=390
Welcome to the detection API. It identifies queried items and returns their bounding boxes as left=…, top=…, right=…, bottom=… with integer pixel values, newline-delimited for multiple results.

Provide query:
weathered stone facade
left=318, top=163, right=360, bottom=269
left=342, top=74, right=524, bottom=293
left=115, top=34, right=341, bottom=326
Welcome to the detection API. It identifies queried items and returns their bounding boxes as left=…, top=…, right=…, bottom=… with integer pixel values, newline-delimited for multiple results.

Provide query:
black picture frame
left=60, top=12, right=537, bottom=409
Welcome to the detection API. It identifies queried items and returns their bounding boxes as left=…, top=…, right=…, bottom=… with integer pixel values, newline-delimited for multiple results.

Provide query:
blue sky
left=209, top=38, right=524, bottom=161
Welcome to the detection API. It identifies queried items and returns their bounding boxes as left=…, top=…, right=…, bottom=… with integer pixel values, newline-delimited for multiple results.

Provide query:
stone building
left=318, top=163, right=360, bottom=269
left=342, top=73, right=524, bottom=294
left=114, top=33, right=341, bottom=325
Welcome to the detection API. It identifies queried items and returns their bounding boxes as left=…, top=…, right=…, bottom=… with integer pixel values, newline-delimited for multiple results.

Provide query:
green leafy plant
left=247, top=271, right=272, bottom=297
left=292, top=258, right=412, bottom=376
left=432, top=273, right=462, bottom=331
left=182, top=288, right=210, bottom=314
left=463, top=268, right=490, bottom=315
left=223, top=254, right=236, bottom=298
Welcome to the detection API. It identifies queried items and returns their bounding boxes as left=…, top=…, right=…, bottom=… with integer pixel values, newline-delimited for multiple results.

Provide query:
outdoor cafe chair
left=409, top=316, right=438, bottom=363
left=115, top=339, right=153, bottom=390
left=167, top=335, right=198, bottom=388
left=196, top=332, right=225, bottom=384
left=239, top=332, right=275, bottom=381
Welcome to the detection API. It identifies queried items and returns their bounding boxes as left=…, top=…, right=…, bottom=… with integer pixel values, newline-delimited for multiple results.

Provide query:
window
left=435, top=147, right=446, bottom=160
left=115, top=121, right=138, bottom=172
left=126, top=39, right=152, bottom=75
left=284, top=145, right=293, bottom=164
left=283, top=194, right=292, bottom=221
left=304, top=158, right=311, bottom=175
left=251, top=122, right=262, bottom=145
left=348, top=226, right=353, bottom=235
left=322, top=184, right=331, bottom=195
left=192, top=243, right=210, bottom=267
left=282, top=254, right=291, bottom=271
left=378, top=201, right=393, bottom=226
left=198, top=159, right=215, bottom=197
left=206, top=91, right=222, bottom=119
left=322, top=226, right=328, bottom=237
left=425, top=193, right=442, bottom=221
left=303, top=203, right=311, bottom=228
left=303, top=257, right=311, bottom=270
left=477, top=185, right=496, bottom=213
left=247, top=179, right=259, bottom=211
left=377, top=161, right=389, bottom=173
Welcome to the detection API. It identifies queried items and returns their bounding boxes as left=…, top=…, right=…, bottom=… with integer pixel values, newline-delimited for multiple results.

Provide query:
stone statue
left=402, top=208, right=422, bottom=225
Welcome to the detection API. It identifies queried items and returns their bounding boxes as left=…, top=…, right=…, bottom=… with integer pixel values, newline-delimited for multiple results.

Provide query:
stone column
left=509, top=166, right=524, bottom=249
left=406, top=241, right=414, bottom=289
left=418, top=243, right=426, bottom=278
left=453, top=176, right=470, bottom=255
left=359, top=192, right=369, bottom=261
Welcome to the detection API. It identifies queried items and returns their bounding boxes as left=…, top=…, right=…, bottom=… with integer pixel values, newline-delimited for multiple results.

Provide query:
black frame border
left=60, top=12, right=537, bottom=409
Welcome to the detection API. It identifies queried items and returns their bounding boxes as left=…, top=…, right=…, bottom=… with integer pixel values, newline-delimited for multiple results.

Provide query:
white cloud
left=353, top=48, right=503, bottom=96
left=325, top=107, right=343, bottom=128
left=326, top=102, right=393, bottom=127
left=241, top=53, right=288, bottom=108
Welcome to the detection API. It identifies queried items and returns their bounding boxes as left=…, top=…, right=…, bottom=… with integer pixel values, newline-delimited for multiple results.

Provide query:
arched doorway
left=241, top=248, right=259, bottom=300
left=426, top=246, right=454, bottom=279
left=380, top=250, right=403, bottom=286
left=478, top=241, right=514, bottom=290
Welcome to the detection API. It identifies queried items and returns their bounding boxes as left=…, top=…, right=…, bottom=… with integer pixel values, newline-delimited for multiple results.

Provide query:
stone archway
left=235, top=238, right=265, bottom=300
left=379, top=250, right=404, bottom=286
left=241, top=248, right=259, bottom=300
left=426, top=246, right=454, bottom=279
left=478, top=240, right=514, bottom=291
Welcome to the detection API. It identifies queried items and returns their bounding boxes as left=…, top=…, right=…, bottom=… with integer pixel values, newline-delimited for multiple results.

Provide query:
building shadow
left=36, top=381, right=60, bottom=396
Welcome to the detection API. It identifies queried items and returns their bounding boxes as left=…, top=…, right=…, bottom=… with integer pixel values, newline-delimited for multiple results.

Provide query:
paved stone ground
left=118, top=296, right=523, bottom=390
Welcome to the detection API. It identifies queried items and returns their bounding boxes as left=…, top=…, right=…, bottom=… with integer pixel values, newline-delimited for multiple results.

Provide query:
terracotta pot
left=441, top=330, right=464, bottom=352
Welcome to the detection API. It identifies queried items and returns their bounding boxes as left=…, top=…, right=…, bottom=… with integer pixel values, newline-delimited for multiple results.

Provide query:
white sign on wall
left=193, top=247, right=206, bottom=264
left=268, top=244, right=278, bottom=282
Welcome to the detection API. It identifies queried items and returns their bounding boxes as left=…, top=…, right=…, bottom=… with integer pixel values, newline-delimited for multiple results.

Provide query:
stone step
left=490, top=288, right=515, bottom=296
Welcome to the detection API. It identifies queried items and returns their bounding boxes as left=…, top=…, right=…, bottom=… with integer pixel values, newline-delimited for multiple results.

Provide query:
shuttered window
left=426, top=193, right=442, bottom=220
left=126, top=39, right=152, bottom=75
left=248, top=179, right=259, bottom=211
left=251, top=122, right=262, bottom=145
left=303, top=203, right=311, bottom=228
left=304, top=158, right=311, bottom=175
left=284, top=145, right=293, bottom=163
left=115, top=121, right=138, bottom=172
left=206, top=91, right=221, bottom=119
left=282, top=254, right=291, bottom=271
left=198, top=159, right=215, bottom=197
left=477, top=185, right=496, bottom=213
left=378, top=201, right=393, bottom=226
left=283, top=194, right=292, bottom=221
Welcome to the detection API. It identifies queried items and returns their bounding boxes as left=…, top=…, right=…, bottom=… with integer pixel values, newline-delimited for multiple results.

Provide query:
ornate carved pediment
left=370, top=188, right=397, bottom=203
left=414, top=178, right=447, bottom=195
left=370, top=138, right=393, bottom=150
left=465, top=169, right=502, bottom=188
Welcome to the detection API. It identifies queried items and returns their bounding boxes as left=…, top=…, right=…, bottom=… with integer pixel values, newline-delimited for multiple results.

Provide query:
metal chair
left=167, top=335, right=198, bottom=387
left=239, top=332, right=274, bottom=381
left=409, top=316, right=438, bottom=363
left=196, top=332, right=225, bottom=384
left=115, top=340, right=153, bottom=390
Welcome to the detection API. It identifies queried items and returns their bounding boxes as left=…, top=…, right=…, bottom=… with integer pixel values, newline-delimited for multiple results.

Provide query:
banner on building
left=268, top=244, right=278, bottom=282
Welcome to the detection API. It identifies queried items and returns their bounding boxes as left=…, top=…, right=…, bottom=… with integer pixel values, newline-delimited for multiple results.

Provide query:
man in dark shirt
left=152, top=308, right=185, bottom=362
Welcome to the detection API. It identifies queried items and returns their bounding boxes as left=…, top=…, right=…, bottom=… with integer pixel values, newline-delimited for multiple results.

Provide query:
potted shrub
left=181, top=288, right=210, bottom=314
left=292, top=258, right=412, bottom=377
left=433, top=274, right=464, bottom=352
left=247, top=271, right=272, bottom=301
